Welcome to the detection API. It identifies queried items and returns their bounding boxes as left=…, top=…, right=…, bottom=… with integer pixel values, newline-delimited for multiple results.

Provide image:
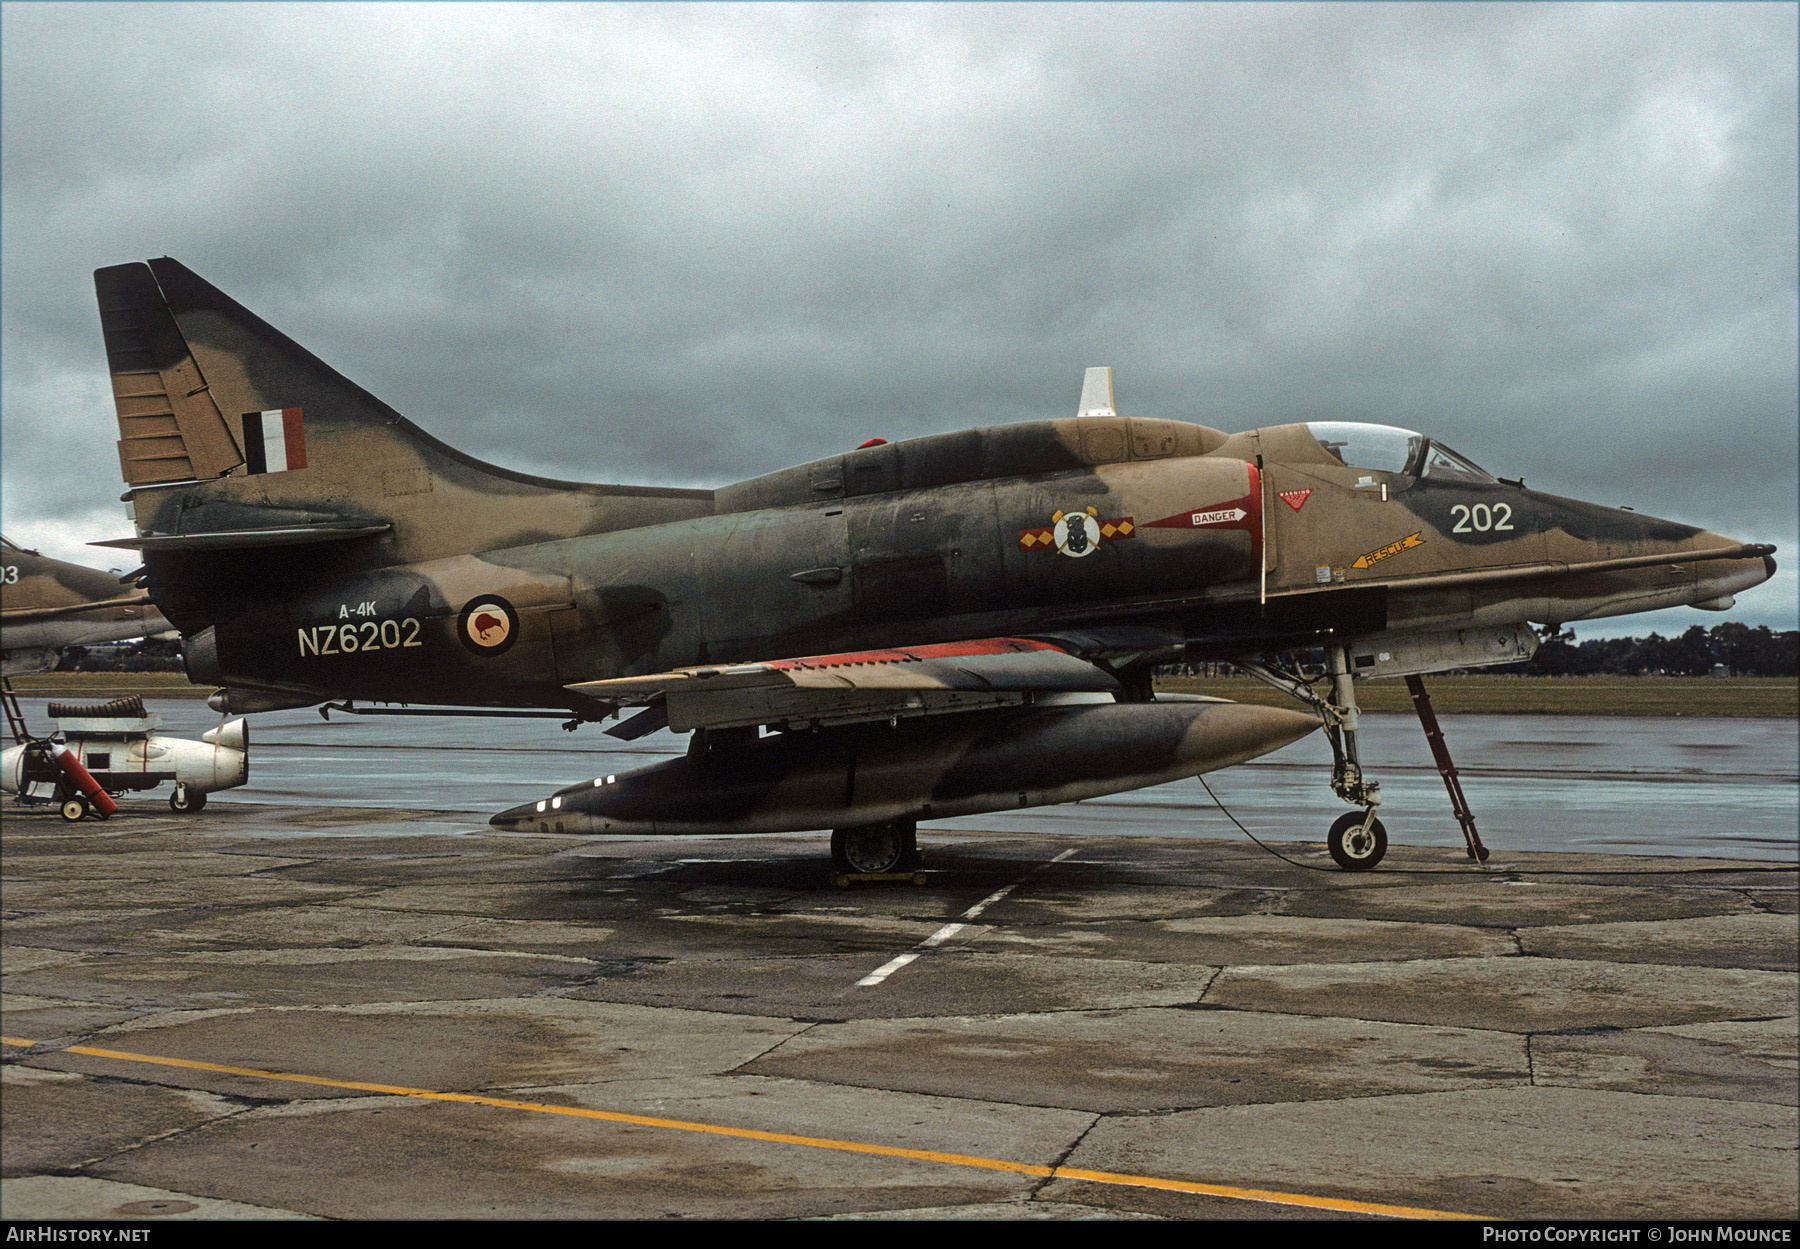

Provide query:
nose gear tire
left=1328, top=811, right=1387, bottom=871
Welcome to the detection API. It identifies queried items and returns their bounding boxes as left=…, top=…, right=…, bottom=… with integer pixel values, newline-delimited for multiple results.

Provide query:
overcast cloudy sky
left=3, top=1, right=1794, bottom=636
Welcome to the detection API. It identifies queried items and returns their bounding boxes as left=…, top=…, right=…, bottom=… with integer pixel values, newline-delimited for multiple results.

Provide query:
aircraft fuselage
left=150, top=415, right=1771, bottom=710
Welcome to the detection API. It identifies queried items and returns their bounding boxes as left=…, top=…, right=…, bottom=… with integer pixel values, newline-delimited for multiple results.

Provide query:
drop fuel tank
left=493, top=696, right=1321, bottom=837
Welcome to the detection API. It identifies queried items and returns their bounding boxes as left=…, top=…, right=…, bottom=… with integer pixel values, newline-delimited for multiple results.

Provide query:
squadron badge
left=458, top=594, right=519, bottom=655
left=1019, top=508, right=1135, bottom=556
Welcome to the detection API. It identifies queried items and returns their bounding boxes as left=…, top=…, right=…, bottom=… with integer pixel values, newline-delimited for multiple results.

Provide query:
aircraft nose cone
left=1687, top=530, right=1779, bottom=606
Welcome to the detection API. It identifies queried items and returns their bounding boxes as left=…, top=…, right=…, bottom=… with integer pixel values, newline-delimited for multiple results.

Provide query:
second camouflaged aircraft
left=91, top=259, right=1775, bottom=871
left=2, top=535, right=173, bottom=676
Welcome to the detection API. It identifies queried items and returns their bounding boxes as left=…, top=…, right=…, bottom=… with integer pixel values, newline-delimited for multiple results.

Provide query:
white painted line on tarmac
left=852, top=848, right=1077, bottom=988
left=854, top=951, right=922, bottom=986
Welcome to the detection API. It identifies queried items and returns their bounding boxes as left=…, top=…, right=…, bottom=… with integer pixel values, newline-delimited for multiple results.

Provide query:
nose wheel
left=1328, top=811, right=1387, bottom=870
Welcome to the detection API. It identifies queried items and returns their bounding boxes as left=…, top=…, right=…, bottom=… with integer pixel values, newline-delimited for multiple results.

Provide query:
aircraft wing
left=567, top=637, right=1120, bottom=739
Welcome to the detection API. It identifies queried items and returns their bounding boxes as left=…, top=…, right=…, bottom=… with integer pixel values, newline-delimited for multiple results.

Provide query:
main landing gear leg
left=1238, top=650, right=1386, bottom=870
left=1405, top=675, right=1488, bottom=862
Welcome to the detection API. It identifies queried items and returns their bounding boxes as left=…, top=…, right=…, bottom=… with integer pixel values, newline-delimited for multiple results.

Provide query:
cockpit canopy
left=1305, top=422, right=1493, bottom=485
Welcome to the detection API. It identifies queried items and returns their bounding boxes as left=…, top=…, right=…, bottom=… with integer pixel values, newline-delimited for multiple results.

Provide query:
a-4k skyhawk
left=89, top=259, right=1775, bottom=872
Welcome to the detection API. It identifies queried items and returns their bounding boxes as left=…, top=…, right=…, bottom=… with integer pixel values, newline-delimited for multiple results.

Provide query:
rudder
left=97, top=262, right=247, bottom=485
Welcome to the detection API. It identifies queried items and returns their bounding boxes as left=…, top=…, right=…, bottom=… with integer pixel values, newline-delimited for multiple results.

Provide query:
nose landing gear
left=1317, top=645, right=1387, bottom=870
left=1239, top=646, right=1386, bottom=870
left=1240, top=646, right=1492, bottom=871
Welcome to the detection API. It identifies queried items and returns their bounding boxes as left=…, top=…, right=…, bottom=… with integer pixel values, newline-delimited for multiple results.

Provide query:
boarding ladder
left=1405, top=675, right=1488, bottom=862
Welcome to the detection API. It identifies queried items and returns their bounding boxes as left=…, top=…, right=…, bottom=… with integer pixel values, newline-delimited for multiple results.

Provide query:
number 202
left=1451, top=503, right=1513, bottom=533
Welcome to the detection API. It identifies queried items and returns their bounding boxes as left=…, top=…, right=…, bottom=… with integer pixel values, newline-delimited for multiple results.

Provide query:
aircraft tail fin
left=93, top=260, right=712, bottom=563
left=96, top=257, right=471, bottom=493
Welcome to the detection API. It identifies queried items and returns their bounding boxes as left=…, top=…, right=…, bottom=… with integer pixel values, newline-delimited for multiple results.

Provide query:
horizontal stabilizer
left=92, top=522, right=392, bottom=552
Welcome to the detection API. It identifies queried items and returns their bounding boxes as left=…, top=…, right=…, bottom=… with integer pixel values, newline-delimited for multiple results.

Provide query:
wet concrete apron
left=2, top=802, right=1794, bottom=1220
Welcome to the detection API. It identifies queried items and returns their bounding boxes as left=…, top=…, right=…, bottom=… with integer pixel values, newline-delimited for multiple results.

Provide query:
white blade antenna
left=1076, top=366, right=1116, bottom=418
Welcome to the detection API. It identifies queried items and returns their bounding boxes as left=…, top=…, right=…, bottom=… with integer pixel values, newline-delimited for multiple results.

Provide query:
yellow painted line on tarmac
left=1, top=1035, right=1475, bottom=1219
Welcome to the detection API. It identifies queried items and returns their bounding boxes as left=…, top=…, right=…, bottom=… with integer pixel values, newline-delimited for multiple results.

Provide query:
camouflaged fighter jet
left=2, top=535, right=173, bottom=676
left=89, top=258, right=1776, bottom=872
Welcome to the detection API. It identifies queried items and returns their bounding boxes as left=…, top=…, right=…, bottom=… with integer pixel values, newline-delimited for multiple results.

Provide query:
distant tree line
left=1165, top=622, right=1797, bottom=680
left=1510, top=623, right=1797, bottom=677
left=58, top=638, right=185, bottom=673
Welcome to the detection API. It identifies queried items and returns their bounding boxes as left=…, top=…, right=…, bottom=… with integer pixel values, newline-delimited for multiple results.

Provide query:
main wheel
left=60, top=797, right=88, bottom=822
left=169, top=786, right=207, bottom=813
left=831, top=821, right=918, bottom=875
left=1328, top=811, right=1387, bottom=870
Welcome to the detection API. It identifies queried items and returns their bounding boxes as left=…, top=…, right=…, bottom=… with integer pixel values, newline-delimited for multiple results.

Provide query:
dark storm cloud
left=3, top=1, right=1793, bottom=632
